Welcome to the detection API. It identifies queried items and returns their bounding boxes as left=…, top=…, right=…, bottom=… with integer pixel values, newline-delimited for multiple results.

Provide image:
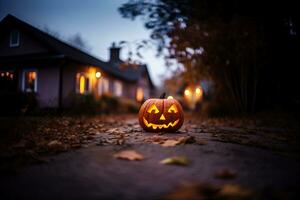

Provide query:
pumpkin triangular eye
left=147, top=104, right=159, bottom=114
left=168, top=104, right=178, bottom=113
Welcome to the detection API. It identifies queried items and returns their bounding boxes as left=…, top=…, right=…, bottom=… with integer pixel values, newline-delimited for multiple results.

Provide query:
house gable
left=0, top=17, right=51, bottom=57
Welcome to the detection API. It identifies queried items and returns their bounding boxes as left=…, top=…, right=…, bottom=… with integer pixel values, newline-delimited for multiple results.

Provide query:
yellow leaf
left=114, top=150, right=144, bottom=161
left=160, top=156, right=189, bottom=166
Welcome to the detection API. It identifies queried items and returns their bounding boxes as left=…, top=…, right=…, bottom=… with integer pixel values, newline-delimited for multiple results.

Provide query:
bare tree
left=43, top=26, right=91, bottom=52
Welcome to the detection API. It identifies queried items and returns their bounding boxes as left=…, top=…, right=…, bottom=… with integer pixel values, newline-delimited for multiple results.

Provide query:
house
left=0, top=14, right=154, bottom=110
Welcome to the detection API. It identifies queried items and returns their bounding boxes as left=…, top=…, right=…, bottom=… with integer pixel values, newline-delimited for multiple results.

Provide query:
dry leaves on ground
left=144, top=135, right=194, bottom=146
left=160, top=156, right=189, bottom=166
left=113, top=150, right=144, bottom=161
left=161, top=140, right=181, bottom=147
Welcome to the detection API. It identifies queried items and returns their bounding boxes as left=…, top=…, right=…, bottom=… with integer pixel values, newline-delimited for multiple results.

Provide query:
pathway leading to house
left=0, top=114, right=299, bottom=199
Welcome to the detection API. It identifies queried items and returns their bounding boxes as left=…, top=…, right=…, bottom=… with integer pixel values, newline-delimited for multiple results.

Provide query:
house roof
left=0, top=14, right=154, bottom=87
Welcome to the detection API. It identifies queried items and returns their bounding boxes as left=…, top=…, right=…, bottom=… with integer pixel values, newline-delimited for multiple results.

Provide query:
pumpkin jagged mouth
left=143, top=117, right=179, bottom=129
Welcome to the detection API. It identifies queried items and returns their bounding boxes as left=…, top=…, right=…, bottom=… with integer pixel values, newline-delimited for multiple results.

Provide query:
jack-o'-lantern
left=138, top=94, right=184, bottom=132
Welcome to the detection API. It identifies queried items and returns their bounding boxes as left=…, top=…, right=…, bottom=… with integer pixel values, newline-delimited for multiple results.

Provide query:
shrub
left=71, top=94, right=101, bottom=115
left=98, top=94, right=120, bottom=114
left=0, top=92, right=38, bottom=115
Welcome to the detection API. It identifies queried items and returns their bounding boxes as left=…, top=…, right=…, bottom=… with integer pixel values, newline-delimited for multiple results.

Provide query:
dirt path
left=0, top=115, right=299, bottom=199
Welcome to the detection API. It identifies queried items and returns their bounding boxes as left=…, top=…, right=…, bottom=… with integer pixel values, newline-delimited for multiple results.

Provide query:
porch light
left=195, top=87, right=203, bottom=101
left=184, top=89, right=190, bottom=96
left=95, top=71, right=101, bottom=78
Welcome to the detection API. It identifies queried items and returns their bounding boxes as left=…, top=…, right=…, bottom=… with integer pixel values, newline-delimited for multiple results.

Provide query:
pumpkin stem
left=159, top=92, right=166, bottom=99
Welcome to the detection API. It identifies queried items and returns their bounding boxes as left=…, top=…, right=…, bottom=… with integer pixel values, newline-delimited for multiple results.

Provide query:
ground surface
left=0, top=113, right=299, bottom=199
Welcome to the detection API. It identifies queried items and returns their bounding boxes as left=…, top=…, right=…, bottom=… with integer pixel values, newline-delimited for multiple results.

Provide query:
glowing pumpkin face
left=138, top=97, right=184, bottom=132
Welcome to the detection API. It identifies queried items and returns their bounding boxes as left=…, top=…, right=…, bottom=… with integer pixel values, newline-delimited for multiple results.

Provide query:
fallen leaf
left=114, top=150, right=144, bottom=161
left=215, top=169, right=236, bottom=179
left=160, top=156, right=189, bottom=166
left=218, top=184, right=253, bottom=199
left=178, top=135, right=196, bottom=144
left=161, top=139, right=181, bottom=147
left=161, top=136, right=196, bottom=147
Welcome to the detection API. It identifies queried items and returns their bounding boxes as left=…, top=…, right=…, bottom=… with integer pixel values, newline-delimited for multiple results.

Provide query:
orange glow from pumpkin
left=143, top=117, right=180, bottom=130
left=168, top=104, right=178, bottom=113
left=147, top=104, right=159, bottom=114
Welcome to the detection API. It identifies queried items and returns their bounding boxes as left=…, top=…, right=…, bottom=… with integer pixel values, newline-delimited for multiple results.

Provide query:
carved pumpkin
left=138, top=94, right=184, bottom=132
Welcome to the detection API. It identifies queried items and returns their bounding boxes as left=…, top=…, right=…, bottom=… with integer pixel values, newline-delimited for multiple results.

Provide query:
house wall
left=0, top=26, right=49, bottom=56
left=12, top=64, right=60, bottom=108
left=61, top=62, right=78, bottom=107
left=97, top=73, right=152, bottom=101
left=36, top=66, right=60, bottom=107
left=137, top=74, right=151, bottom=100
left=61, top=62, right=99, bottom=107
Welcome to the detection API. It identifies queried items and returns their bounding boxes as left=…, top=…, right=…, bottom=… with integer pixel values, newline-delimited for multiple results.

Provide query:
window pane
left=103, top=78, right=109, bottom=93
left=10, top=30, right=19, bottom=46
left=136, top=87, right=144, bottom=102
left=24, top=71, right=36, bottom=92
left=114, top=81, right=122, bottom=97
left=77, top=73, right=90, bottom=94
left=79, top=75, right=85, bottom=94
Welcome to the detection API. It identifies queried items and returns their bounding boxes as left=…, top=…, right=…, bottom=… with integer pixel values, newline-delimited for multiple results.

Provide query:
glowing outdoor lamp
left=195, top=87, right=203, bottom=100
left=95, top=71, right=101, bottom=78
left=184, top=89, right=191, bottom=96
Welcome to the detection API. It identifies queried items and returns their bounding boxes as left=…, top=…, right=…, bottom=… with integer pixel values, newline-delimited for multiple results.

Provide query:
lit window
left=10, top=29, right=20, bottom=47
left=136, top=87, right=144, bottom=102
left=76, top=73, right=90, bottom=94
left=98, top=77, right=109, bottom=95
left=114, top=81, right=122, bottom=97
left=23, top=70, right=37, bottom=92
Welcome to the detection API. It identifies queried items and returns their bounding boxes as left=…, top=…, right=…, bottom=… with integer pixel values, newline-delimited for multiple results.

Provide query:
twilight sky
left=0, top=0, right=172, bottom=86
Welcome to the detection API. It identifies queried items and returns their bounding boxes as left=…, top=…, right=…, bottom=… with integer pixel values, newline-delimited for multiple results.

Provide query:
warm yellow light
left=167, top=96, right=173, bottom=99
left=184, top=89, right=190, bottom=96
left=195, top=88, right=201, bottom=94
left=136, top=87, right=144, bottom=102
left=30, top=72, right=36, bottom=80
left=79, top=75, right=85, bottom=94
left=95, top=72, right=101, bottom=78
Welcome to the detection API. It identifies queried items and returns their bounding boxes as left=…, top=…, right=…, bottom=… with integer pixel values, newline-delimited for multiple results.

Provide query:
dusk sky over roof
left=0, top=0, right=170, bottom=86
